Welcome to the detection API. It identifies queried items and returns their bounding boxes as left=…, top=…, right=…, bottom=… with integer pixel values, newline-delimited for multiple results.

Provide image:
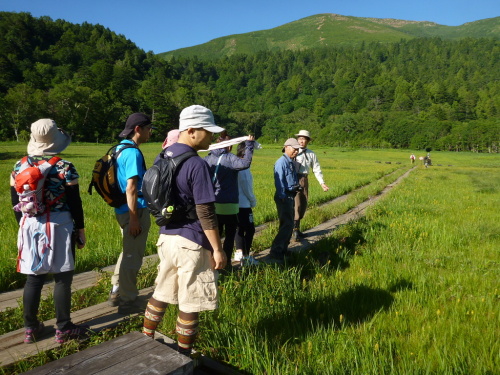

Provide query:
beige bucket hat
left=27, top=119, right=71, bottom=156
left=295, top=130, right=311, bottom=139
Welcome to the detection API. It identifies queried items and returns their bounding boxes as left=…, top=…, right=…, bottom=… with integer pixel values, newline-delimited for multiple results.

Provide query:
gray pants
left=270, top=194, right=295, bottom=258
left=112, top=207, right=151, bottom=303
left=294, top=175, right=309, bottom=221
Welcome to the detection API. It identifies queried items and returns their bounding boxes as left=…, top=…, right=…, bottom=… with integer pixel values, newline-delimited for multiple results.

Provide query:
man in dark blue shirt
left=270, top=138, right=301, bottom=260
left=142, top=105, right=227, bottom=356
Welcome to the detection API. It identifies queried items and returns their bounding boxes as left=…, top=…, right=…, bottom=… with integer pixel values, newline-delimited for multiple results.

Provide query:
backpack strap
left=114, top=142, right=146, bottom=197
left=212, top=155, right=224, bottom=184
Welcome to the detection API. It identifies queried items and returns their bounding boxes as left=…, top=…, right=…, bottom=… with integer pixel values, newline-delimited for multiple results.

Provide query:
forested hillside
left=159, top=14, right=500, bottom=60
left=0, top=12, right=499, bottom=152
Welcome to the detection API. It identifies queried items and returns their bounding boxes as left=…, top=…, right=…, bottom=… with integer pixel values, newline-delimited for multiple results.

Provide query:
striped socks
left=176, top=316, right=199, bottom=355
left=142, top=298, right=168, bottom=338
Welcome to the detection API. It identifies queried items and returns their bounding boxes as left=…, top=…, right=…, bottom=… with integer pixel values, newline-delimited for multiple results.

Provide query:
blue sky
left=2, top=0, right=499, bottom=53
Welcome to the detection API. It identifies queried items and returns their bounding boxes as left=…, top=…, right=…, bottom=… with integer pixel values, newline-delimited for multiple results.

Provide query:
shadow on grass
left=0, top=151, right=24, bottom=161
left=255, top=284, right=394, bottom=345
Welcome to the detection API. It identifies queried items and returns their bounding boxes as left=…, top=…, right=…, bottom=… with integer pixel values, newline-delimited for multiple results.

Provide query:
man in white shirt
left=293, top=130, right=329, bottom=241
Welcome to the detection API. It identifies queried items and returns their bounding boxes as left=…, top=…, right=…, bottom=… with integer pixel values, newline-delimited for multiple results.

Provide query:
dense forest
left=0, top=12, right=499, bottom=151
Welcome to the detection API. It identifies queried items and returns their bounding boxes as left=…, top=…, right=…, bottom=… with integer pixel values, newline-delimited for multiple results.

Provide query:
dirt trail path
left=255, top=166, right=416, bottom=261
left=0, top=167, right=414, bottom=313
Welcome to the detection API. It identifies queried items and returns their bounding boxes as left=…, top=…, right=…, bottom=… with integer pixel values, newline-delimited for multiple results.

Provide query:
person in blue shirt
left=109, top=113, right=153, bottom=313
left=270, top=138, right=301, bottom=260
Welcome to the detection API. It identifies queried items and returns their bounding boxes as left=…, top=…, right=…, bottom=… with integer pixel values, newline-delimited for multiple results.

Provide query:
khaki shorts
left=152, top=234, right=218, bottom=312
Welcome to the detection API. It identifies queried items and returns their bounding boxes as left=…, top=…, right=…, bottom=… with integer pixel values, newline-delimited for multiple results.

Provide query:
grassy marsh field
left=0, top=141, right=499, bottom=374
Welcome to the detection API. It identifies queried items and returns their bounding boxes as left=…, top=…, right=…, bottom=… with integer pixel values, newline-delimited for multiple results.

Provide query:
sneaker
left=108, top=289, right=120, bottom=307
left=24, top=322, right=44, bottom=344
left=241, top=255, right=259, bottom=266
left=55, top=323, right=90, bottom=344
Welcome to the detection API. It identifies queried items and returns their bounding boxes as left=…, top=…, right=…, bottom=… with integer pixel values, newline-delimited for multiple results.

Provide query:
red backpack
left=13, top=156, right=62, bottom=217
left=13, top=156, right=64, bottom=273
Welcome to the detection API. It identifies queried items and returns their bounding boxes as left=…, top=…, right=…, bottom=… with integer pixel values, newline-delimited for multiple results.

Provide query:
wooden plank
left=21, top=332, right=193, bottom=375
left=0, top=255, right=159, bottom=312
left=0, top=287, right=154, bottom=368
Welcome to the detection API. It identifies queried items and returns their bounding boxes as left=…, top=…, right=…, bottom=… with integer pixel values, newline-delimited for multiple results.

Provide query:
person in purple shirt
left=270, top=138, right=301, bottom=261
left=142, top=105, right=227, bottom=357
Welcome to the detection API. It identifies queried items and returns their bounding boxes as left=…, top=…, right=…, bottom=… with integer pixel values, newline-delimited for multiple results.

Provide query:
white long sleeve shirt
left=295, top=148, right=325, bottom=185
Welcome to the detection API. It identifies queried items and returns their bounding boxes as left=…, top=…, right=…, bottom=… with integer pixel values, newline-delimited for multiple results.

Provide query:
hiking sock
left=142, top=298, right=168, bottom=338
left=176, top=317, right=199, bottom=355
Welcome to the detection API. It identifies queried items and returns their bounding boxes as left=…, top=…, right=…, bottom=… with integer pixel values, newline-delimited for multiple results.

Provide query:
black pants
left=270, top=194, right=295, bottom=258
left=23, top=271, right=73, bottom=330
left=217, top=214, right=239, bottom=261
left=235, top=207, right=255, bottom=256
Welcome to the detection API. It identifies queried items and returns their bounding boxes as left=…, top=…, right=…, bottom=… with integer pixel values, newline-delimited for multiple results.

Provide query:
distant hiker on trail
left=204, top=131, right=255, bottom=268
left=142, top=105, right=227, bottom=356
left=270, top=138, right=301, bottom=261
left=108, top=113, right=153, bottom=314
left=410, top=154, right=416, bottom=164
left=10, top=119, right=90, bottom=344
left=293, top=130, right=329, bottom=242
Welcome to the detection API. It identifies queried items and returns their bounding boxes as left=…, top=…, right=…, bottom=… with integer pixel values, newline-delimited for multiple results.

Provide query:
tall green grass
left=191, top=162, right=498, bottom=374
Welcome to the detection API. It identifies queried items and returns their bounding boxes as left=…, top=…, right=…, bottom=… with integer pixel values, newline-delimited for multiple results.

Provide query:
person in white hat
left=269, top=138, right=301, bottom=261
left=10, top=119, right=89, bottom=344
left=293, top=130, right=329, bottom=241
left=142, top=105, right=227, bottom=356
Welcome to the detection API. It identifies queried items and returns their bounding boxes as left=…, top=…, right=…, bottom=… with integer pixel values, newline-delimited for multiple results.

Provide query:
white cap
left=179, top=105, right=225, bottom=133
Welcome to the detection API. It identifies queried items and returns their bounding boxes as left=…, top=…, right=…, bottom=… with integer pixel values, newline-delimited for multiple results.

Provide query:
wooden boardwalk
left=0, top=287, right=154, bottom=368
left=0, top=166, right=414, bottom=372
left=21, top=332, right=193, bottom=375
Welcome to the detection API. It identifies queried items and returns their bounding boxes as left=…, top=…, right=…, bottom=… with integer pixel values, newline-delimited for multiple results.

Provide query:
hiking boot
left=24, top=322, right=45, bottom=344
left=108, top=289, right=120, bottom=307
left=118, top=300, right=142, bottom=315
left=55, top=323, right=90, bottom=344
left=292, top=230, right=300, bottom=242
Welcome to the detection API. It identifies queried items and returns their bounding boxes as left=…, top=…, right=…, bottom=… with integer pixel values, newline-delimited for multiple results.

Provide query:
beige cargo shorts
left=152, top=234, right=218, bottom=312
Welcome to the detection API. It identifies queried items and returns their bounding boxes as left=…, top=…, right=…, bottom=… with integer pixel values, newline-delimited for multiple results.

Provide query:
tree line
left=1, top=12, right=499, bottom=152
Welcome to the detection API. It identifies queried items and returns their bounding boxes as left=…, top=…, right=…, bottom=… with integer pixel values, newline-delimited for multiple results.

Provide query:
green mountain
left=158, top=14, right=500, bottom=60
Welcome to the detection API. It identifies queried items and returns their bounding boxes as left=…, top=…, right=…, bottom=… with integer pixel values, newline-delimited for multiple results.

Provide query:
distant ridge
left=158, top=14, right=500, bottom=60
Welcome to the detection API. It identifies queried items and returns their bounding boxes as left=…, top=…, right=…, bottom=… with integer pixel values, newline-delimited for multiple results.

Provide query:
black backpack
left=88, top=143, right=144, bottom=208
left=142, top=149, right=198, bottom=226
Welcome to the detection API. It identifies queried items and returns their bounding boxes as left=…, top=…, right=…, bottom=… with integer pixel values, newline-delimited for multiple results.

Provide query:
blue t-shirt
left=159, top=142, right=216, bottom=251
left=115, top=140, right=147, bottom=214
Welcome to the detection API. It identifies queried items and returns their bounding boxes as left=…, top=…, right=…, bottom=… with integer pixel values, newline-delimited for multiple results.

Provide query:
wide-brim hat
left=295, top=130, right=311, bottom=139
left=27, top=119, right=71, bottom=156
left=282, top=138, right=301, bottom=152
left=179, top=105, right=225, bottom=134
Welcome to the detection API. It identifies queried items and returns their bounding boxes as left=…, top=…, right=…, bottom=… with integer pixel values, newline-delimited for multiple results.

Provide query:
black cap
left=119, top=113, right=152, bottom=138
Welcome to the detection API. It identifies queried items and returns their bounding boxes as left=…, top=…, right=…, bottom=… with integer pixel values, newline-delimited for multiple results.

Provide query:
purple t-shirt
left=159, top=142, right=216, bottom=251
